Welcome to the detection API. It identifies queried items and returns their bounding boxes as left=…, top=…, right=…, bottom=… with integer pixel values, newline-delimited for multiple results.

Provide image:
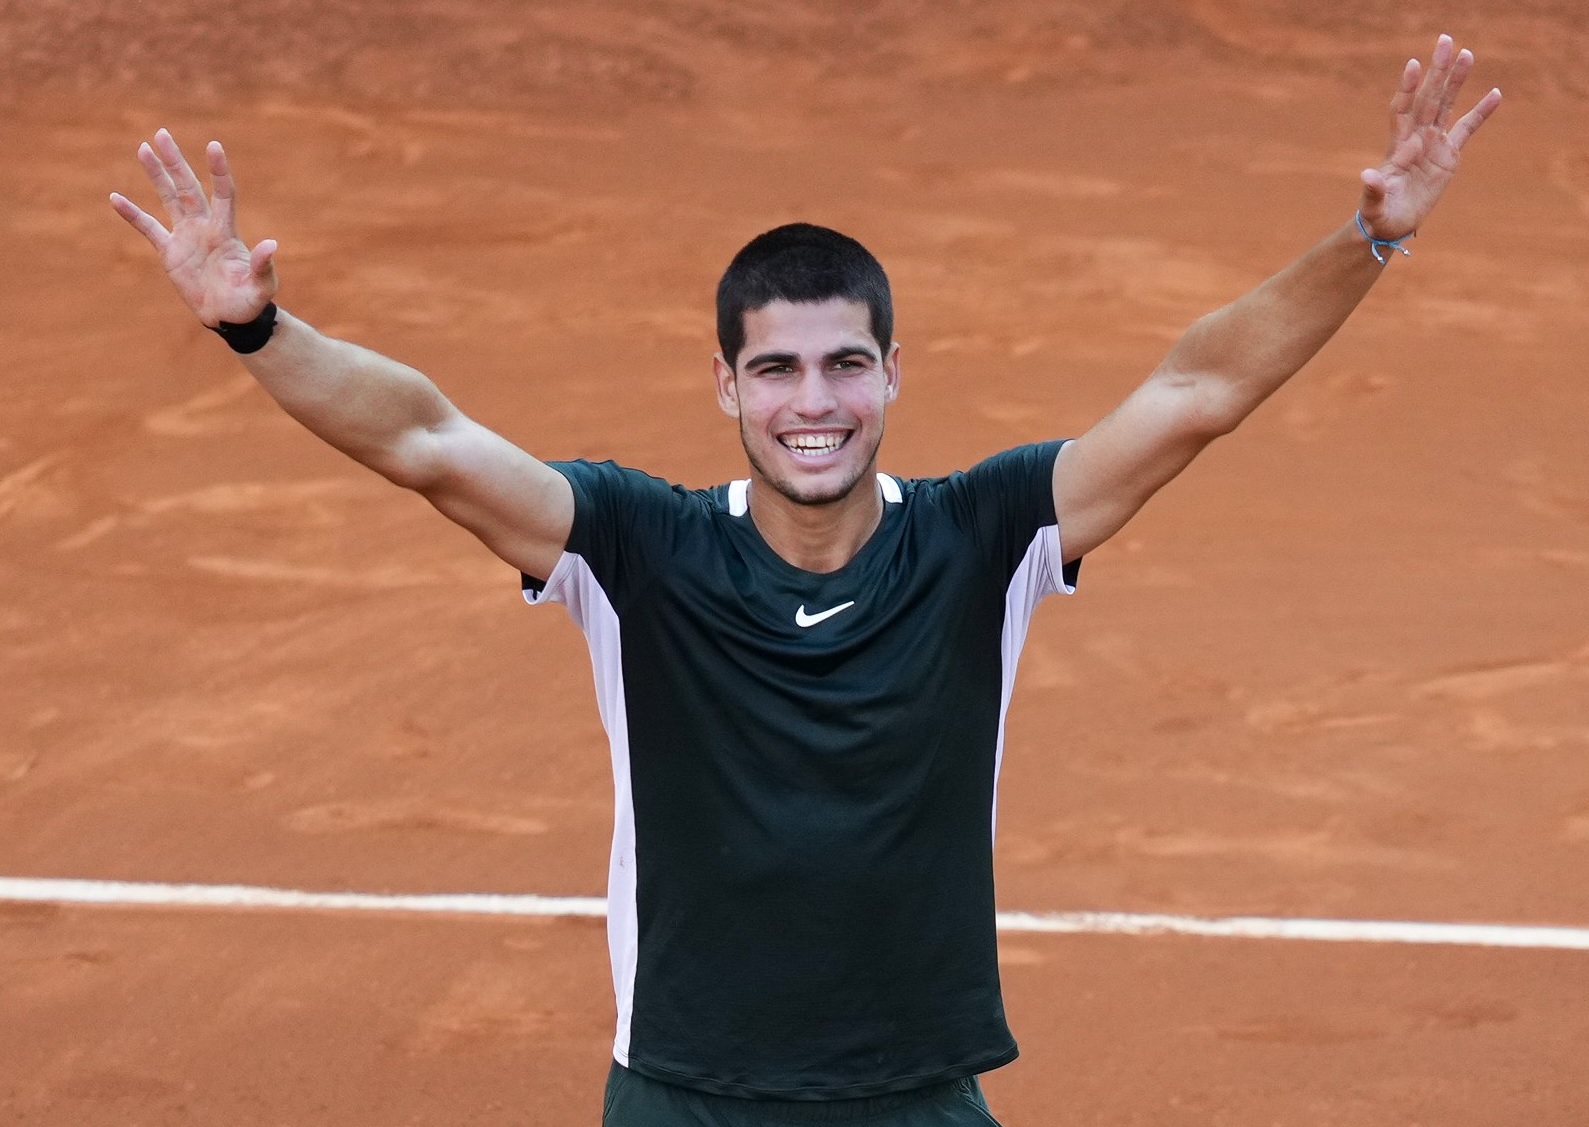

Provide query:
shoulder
left=547, top=460, right=727, bottom=560
left=896, top=442, right=1069, bottom=573
left=904, top=440, right=1067, bottom=512
left=548, top=459, right=726, bottom=514
left=549, top=458, right=672, bottom=496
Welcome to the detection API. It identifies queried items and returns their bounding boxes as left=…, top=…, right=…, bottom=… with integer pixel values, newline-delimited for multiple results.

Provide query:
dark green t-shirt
left=523, top=441, right=1078, bottom=1099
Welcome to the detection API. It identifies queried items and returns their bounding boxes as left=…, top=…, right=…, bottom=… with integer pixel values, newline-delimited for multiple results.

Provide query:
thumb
left=1359, top=168, right=1387, bottom=207
left=250, top=238, right=277, bottom=280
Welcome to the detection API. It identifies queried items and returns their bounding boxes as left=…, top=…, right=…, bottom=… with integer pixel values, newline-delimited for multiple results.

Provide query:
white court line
left=0, top=877, right=605, bottom=919
left=993, top=910, right=1589, bottom=950
left=5, top=877, right=1589, bottom=951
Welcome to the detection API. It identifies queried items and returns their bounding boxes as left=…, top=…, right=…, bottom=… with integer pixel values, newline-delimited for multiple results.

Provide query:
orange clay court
left=3, top=1, right=1588, bottom=1123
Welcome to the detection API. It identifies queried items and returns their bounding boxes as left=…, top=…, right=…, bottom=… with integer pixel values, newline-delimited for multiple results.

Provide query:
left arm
left=1053, top=34, right=1502, bottom=562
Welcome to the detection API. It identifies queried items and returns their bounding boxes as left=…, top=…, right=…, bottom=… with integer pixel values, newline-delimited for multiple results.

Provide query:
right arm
left=111, top=129, right=572, bottom=581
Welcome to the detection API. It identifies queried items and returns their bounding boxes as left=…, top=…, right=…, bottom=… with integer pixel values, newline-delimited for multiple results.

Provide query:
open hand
left=1359, top=34, right=1502, bottom=242
left=110, top=129, right=277, bottom=327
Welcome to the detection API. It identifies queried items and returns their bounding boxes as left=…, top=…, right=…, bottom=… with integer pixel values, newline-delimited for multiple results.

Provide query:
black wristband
left=209, top=302, right=279, bottom=354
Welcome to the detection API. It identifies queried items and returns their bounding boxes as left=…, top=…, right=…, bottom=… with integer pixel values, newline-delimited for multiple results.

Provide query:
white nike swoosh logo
left=794, top=601, right=856, bottom=628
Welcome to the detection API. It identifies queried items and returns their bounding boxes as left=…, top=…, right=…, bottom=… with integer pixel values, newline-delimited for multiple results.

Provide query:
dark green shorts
left=601, top=1063, right=1004, bottom=1126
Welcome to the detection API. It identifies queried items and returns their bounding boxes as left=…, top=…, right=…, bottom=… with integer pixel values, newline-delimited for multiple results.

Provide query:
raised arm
left=111, top=130, right=573, bottom=581
left=1051, top=34, right=1502, bottom=562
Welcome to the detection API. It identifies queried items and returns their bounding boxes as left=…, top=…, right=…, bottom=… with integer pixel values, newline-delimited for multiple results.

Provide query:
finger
left=206, top=141, right=238, bottom=234
left=1435, top=48, right=1475, bottom=130
left=1388, top=57, right=1419, bottom=125
left=1385, top=57, right=1420, bottom=156
left=1412, top=34, right=1455, bottom=128
left=136, top=140, right=183, bottom=219
left=1447, top=87, right=1503, bottom=152
left=151, top=128, right=210, bottom=219
left=109, top=191, right=173, bottom=251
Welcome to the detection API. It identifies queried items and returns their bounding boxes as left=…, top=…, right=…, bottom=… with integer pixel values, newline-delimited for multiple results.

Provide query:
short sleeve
left=933, top=439, right=1080, bottom=591
left=520, top=460, right=687, bottom=614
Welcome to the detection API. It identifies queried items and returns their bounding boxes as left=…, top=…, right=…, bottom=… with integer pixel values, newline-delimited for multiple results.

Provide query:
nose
left=789, top=365, right=838, bottom=418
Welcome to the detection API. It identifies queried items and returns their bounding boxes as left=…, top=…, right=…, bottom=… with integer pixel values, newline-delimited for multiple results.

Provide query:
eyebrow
left=742, top=344, right=879, bottom=370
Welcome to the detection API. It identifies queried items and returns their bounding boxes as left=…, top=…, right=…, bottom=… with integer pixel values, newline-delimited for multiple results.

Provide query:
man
left=112, top=34, right=1498, bottom=1127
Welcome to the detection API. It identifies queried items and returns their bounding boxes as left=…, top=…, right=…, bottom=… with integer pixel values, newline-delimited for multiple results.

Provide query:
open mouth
left=778, top=431, right=851, bottom=459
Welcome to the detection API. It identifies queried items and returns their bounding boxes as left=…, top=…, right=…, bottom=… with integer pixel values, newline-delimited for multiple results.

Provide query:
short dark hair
left=716, top=223, right=893, bottom=367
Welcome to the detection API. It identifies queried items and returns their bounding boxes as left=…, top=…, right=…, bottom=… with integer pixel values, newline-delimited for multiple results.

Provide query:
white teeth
left=781, top=433, right=846, bottom=455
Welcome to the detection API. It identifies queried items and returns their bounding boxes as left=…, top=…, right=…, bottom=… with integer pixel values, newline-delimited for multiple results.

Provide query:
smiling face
left=714, top=297, right=900, bottom=508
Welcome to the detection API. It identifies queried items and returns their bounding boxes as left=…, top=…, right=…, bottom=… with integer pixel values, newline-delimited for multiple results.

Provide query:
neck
left=747, top=474, right=884, bottom=574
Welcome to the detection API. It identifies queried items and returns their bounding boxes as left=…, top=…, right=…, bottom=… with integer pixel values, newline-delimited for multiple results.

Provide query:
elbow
left=377, top=459, right=436, bottom=494
left=1153, top=366, right=1247, bottom=443
left=365, top=426, right=446, bottom=494
left=1199, top=394, right=1246, bottom=440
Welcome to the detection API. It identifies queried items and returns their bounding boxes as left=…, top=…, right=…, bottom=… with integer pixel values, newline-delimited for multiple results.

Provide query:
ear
left=883, top=341, right=901, bottom=403
left=713, top=353, right=741, bottom=418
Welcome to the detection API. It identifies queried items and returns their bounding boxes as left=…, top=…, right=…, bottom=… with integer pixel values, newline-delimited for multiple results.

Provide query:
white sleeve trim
left=1045, top=523, right=1077, bottom=597
left=516, top=550, right=639, bottom=1061
left=521, top=552, right=578, bottom=606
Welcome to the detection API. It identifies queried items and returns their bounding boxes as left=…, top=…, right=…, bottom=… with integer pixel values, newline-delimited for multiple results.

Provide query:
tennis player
left=112, top=34, right=1498, bottom=1126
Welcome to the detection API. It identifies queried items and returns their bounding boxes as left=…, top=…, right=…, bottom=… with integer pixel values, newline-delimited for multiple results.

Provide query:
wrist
left=1354, top=211, right=1413, bottom=265
left=209, top=302, right=279, bottom=354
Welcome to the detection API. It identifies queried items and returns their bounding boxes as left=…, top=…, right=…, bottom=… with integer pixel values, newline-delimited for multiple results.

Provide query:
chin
left=747, top=451, right=871, bottom=508
left=774, top=476, right=866, bottom=507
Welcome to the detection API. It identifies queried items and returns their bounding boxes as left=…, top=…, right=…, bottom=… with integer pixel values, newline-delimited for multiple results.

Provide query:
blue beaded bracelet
left=1355, top=211, right=1413, bottom=265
